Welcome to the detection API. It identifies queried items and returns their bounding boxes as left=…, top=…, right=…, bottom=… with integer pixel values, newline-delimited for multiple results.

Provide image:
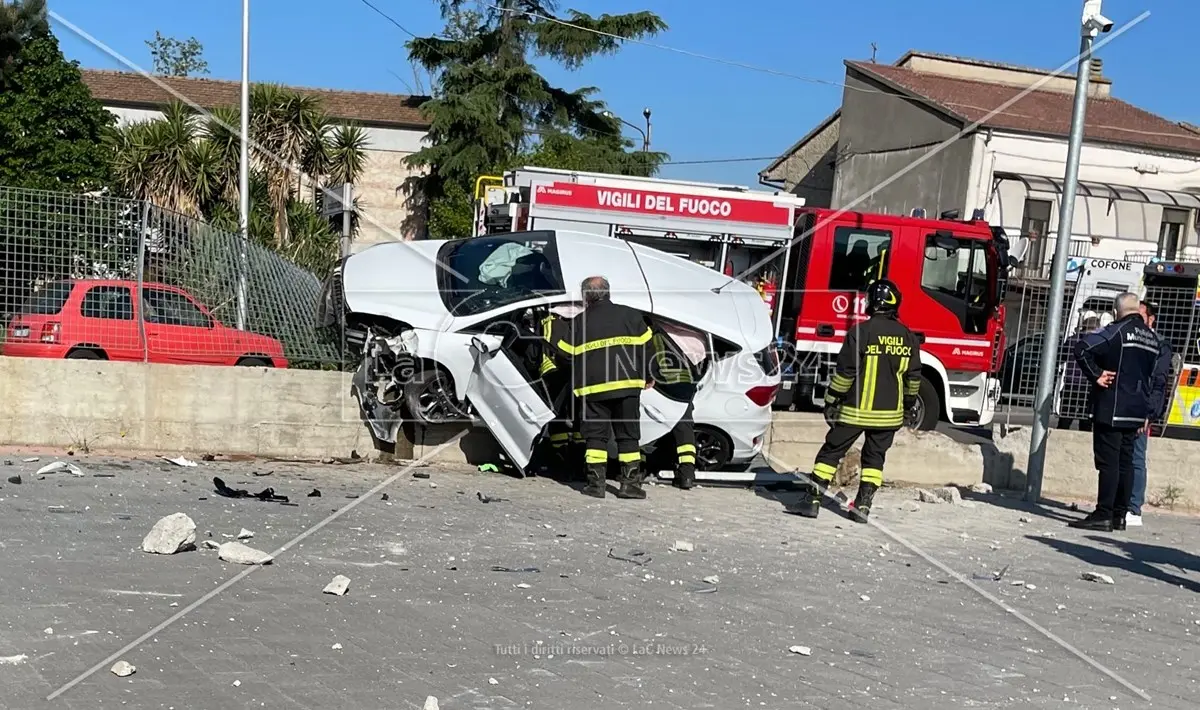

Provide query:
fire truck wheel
left=907, top=376, right=941, bottom=431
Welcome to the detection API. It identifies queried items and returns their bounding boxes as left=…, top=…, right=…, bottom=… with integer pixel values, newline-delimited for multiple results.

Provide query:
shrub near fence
left=0, top=185, right=339, bottom=366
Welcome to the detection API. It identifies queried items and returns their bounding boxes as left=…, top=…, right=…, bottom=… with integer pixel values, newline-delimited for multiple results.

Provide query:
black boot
left=582, top=464, right=606, bottom=499
left=784, top=477, right=825, bottom=518
left=848, top=482, right=879, bottom=523
left=1068, top=512, right=1113, bottom=532
left=615, top=461, right=647, bottom=500
left=675, top=465, right=696, bottom=490
left=1112, top=515, right=1127, bottom=531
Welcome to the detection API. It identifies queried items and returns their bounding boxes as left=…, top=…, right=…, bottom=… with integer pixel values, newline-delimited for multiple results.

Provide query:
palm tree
left=107, top=101, right=205, bottom=217
left=249, top=84, right=325, bottom=248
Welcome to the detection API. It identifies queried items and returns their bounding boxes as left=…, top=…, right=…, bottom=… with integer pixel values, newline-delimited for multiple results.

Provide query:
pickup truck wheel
left=906, top=376, right=941, bottom=431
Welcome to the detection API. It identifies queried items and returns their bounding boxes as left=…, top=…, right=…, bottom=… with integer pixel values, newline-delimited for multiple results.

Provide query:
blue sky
left=47, top=0, right=1197, bottom=187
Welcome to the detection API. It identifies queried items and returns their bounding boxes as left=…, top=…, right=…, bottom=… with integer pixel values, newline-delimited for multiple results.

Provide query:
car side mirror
left=470, top=336, right=490, bottom=356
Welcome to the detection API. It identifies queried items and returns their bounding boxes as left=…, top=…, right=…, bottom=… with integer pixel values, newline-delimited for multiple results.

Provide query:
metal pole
left=1025, top=35, right=1093, bottom=502
left=235, top=0, right=250, bottom=331
left=136, top=201, right=149, bottom=362
left=340, top=183, right=352, bottom=259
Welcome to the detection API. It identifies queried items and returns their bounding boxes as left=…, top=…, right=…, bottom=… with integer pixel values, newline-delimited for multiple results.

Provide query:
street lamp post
left=1025, top=0, right=1113, bottom=502
left=235, top=0, right=250, bottom=331
left=604, top=109, right=652, bottom=152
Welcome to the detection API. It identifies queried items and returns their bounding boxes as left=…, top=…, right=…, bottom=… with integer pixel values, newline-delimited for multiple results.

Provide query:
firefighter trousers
left=811, top=424, right=897, bottom=488
left=581, top=396, right=641, bottom=471
left=669, top=403, right=696, bottom=476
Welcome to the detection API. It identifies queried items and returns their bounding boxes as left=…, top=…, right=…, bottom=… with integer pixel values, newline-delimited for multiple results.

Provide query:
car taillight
left=40, top=322, right=60, bottom=343
left=746, top=385, right=778, bottom=407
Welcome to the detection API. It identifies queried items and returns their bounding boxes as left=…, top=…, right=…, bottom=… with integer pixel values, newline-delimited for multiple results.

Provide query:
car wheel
left=237, top=357, right=272, bottom=367
left=65, top=348, right=104, bottom=360
left=404, top=368, right=466, bottom=426
left=693, top=426, right=734, bottom=471
left=905, top=375, right=941, bottom=431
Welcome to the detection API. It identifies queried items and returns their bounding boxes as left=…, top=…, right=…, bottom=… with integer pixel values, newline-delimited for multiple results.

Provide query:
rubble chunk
left=900, top=500, right=920, bottom=512
left=671, top=540, right=694, bottom=552
left=916, top=489, right=943, bottom=504
left=1080, top=571, right=1115, bottom=585
left=423, top=697, right=440, bottom=710
left=141, top=513, right=197, bottom=555
left=702, top=575, right=720, bottom=584
left=237, top=528, right=254, bottom=540
left=110, top=661, right=136, bottom=677
left=970, top=482, right=993, bottom=494
left=37, top=461, right=84, bottom=476
left=931, top=487, right=962, bottom=505
left=788, top=645, right=812, bottom=656
left=202, top=540, right=220, bottom=550
left=217, top=542, right=273, bottom=565
left=323, top=575, right=351, bottom=596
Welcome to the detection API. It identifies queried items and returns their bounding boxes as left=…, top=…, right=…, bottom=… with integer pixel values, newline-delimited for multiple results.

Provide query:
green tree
left=0, top=21, right=114, bottom=190
left=106, top=87, right=370, bottom=276
left=409, top=1, right=669, bottom=237
left=146, top=31, right=209, bottom=77
left=0, top=0, right=46, bottom=86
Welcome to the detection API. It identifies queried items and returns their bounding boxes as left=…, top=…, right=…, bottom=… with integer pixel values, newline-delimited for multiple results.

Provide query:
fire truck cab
left=473, top=167, right=1010, bottom=429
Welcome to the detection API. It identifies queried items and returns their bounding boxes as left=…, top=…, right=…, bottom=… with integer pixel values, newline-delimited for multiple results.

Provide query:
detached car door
left=463, top=334, right=557, bottom=471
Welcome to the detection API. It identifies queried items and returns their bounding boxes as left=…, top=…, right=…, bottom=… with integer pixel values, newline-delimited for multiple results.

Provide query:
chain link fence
left=0, top=185, right=338, bottom=367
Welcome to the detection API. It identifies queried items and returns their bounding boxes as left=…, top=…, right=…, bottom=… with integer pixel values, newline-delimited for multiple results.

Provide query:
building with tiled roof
left=82, top=70, right=432, bottom=246
left=761, top=51, right=1200, bottom=278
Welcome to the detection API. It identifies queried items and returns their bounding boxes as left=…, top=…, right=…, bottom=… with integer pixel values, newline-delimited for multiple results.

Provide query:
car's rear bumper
left=1, top=342, right=72, bottom=359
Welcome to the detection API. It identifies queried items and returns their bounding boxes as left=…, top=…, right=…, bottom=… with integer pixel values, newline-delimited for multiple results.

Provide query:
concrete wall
left=831, top=68, right=974, bottom=216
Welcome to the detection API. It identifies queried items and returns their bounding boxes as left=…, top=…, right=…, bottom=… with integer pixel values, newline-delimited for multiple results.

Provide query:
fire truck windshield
left=919, top=233, right=993, bottom=335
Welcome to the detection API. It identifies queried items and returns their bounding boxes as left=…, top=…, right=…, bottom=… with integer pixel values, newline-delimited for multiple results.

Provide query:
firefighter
left=787, top=279, right=921, bottom=522
left=550, top=275, right=652, bottom=499
left=539, top=310, right=583, bottom=476
left=648, top=329, right=699, bottom=490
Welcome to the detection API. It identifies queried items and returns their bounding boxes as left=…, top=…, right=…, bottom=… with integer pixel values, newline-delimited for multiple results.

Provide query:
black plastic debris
left=7, top=475, right=21, bottom=485
left=212, top=476, right=289, bottom=503
left=491, top=566, right=540, bottom=573
left=307, top=489, right=322, bottom=497
left=381, top=493, right=390, bottom=501
left=607, top=548, right=651, bottom=566
left=251, top=471, right=272, bottom=477
left=413, top=472, right=431, bottom=479
left=477, top=492, right=508, bottom=504
left=93, top=473, right=116, bottom=478
left=345, top=495, right=358, bottom=499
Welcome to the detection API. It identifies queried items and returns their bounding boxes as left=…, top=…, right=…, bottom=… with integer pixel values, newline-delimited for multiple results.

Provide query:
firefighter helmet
left=866, top=279, right=902, bottom=317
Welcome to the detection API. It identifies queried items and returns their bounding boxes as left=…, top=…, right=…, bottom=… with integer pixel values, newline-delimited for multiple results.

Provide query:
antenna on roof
left=870, top=42, right=878, bottom=63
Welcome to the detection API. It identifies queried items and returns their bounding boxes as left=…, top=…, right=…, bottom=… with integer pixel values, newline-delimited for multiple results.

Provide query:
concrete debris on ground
left=423, top=697, right=440, bottom=710
left=1019, top=516, right=1033, bottom=523
left=22, top=457, right=38, bottom=463
left=141, top=513, right=197, bottom=555
left=900, top=500, right=920, bottom=512
left=702, top=575, right=720, bottom=584
left=110, top=661, right=136, bottom=677
left=202, top=540, right=220, bottom=550
left=0, top=654, right=28, bottom=665
left=916, top=489, right=944, bottom=504
left=788, top=645, right=812, bottom=656
left=237, top=528, right=254, bottom=540
left=161, top=456, right=199, bottom=467
left=217, top=541, right=273, bottom=565
left=36, top=461, right=84, bottom=476
left=671, top=540, right=694, bottom=552
left=488, top=677, right=499, bottom=685
left=970, top=482, right=993, bottom=494
left=331, top=643, right=343, bottom=650
left=1081, top=571, right=1115, bottom=585
left=323, top=575, right=352, bottom=596
left=930, top=487, right=963, bottom=505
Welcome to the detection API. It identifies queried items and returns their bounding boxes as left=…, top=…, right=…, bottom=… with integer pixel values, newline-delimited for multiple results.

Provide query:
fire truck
left=473, top=167, right=1010, bottom=429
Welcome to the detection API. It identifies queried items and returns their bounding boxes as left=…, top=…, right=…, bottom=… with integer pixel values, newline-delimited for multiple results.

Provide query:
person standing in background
left=1128, top=300, right=1173, bottom=527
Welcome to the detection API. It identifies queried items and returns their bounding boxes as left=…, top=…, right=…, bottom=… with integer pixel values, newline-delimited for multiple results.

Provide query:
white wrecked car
left=318, top=230, right=780, bottom=473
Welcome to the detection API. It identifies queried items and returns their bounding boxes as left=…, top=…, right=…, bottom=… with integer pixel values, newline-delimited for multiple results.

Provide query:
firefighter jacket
left=649, top=332, right=696, bottom=385
left=825, top=314, right=923, bottom=430
left=550, top=299, right=651, bottom=400
left=1073, top=313, right=1172, bottom=428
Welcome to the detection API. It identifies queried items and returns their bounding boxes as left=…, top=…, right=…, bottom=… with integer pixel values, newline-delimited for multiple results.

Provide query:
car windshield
left=19, top=280, right=74, bottom=315
left=437, top=233, right=566, bottom=316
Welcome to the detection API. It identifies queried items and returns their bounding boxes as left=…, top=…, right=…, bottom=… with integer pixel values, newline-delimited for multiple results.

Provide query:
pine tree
left=407, top=1, right=668, bottom=236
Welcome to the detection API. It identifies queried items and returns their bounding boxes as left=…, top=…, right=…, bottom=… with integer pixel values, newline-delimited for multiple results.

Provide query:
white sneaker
left=1125, top=513, right=1143, bottom=527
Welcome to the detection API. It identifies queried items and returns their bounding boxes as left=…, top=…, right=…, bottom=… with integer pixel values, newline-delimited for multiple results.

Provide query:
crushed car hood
left=341, top=241, right=451, bottom=330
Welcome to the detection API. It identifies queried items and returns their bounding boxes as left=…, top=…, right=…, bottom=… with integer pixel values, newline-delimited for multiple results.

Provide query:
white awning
left=995, top=172, right=1200, bottom=210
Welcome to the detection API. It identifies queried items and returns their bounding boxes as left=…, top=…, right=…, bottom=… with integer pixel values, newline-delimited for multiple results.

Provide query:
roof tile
left=81, top=70, right=430, bottom=129
left=848, top=61, right=1200, bottom=156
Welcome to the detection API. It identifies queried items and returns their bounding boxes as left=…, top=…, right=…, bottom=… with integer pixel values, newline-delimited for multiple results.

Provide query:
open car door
left=639, top=388, right=688, bottom=444
left=464, top=334, right=557, bottom=472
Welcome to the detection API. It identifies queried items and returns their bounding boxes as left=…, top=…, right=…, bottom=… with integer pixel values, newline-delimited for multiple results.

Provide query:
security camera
left=1083, top=13, right=1113, bottom=34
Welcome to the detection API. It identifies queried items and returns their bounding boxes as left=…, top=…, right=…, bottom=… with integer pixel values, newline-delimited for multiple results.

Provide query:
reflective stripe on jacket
left=649, top=332, right=695, bottom=385
left=551, top=299, right=650, bottom=399
left=825, top=314, right=922, bottom=430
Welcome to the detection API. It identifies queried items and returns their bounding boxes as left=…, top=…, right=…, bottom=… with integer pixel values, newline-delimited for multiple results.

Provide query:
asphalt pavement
left=1, top=454, right=1198, bottom=709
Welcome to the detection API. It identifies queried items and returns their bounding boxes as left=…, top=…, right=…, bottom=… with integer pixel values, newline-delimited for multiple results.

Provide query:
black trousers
left=1092, top=422, right=1139, bottom=518
left=669, top=403, right=696, bottom=474
left=812, top=424, right=896, bottom=487
left=581, top=395, right=640, bottom=469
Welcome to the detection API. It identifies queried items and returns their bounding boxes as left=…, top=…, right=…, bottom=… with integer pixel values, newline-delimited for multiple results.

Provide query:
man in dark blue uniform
left=1070, top=292, right=1172, bottom=532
